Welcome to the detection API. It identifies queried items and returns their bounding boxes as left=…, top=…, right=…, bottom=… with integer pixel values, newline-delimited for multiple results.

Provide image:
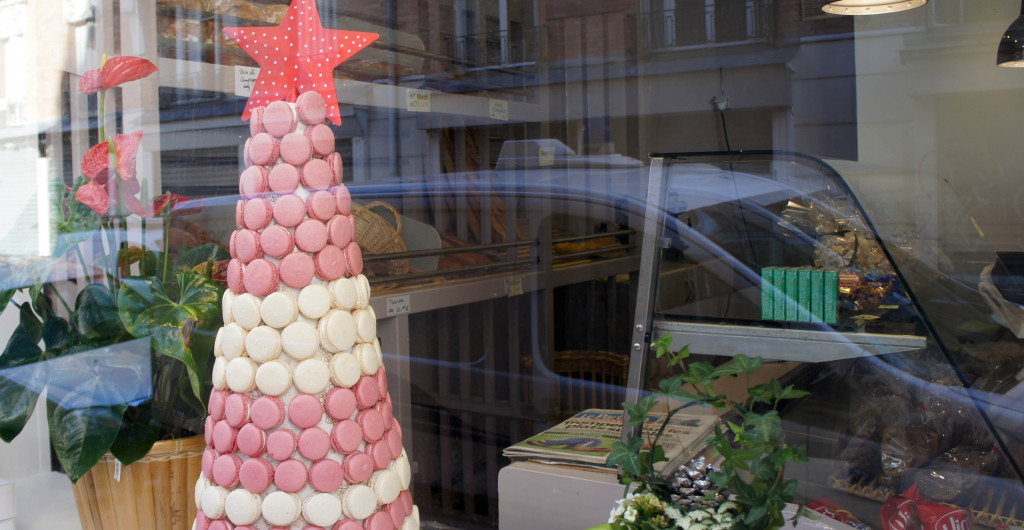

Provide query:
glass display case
left=628, top=151, right=1024, bottom=529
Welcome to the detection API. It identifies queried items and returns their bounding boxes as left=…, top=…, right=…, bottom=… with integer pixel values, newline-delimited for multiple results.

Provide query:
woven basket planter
left=71, top=435, right=204, bottom=530
left=353, top=201, right=409, bottom=277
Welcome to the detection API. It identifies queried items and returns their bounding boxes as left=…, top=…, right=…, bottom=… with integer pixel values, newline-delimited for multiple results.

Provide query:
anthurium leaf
left=74, top=284, right=125, bottom=340
left=109, top=402, right=160, bottom=466
left=175, top=243, right=229, bottom=273
left=0, top=289, right=16, bottom=312
left=0, top=323, right=47, bottom=442
left=47, top=397, right=127, bottom=483
left=42, top=317, right=74, bottom=351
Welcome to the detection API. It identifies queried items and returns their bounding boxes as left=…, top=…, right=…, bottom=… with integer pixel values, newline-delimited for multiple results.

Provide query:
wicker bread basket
left=353, top=201, right=410, bottom=277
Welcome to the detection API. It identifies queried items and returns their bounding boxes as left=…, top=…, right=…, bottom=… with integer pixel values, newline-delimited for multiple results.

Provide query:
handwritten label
left=539, top=147, right=555, bottom=167
left=506, top=277, right=524, bottom=297
left=406, top=90, right=431, bottom=112
left=489, top=99, right=509, bottom=121
left=386, top=295, right=411, bottom=316
left=114, top=459, right=122, bottom=482
left=235, top=66, right=260, bottom=97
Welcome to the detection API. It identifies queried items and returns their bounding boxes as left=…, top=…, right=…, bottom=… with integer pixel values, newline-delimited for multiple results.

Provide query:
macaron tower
left=193, top=89, right=419, bottom=530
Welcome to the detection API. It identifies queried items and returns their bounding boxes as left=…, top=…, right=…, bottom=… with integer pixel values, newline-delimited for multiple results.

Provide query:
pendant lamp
left=998, top=0, right=1024, bottom=67
left=822, top=0, right=927, bottom=15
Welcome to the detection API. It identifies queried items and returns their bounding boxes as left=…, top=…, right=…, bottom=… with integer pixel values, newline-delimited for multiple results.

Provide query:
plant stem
left=161, top=215, right=171, bottom=284
left=74, top=245, right=90, bottom=282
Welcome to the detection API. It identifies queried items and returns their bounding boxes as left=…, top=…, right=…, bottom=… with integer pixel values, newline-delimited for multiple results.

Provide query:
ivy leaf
left=652, top=334, right=673, bottom=359
left=779, top=385, right=811, bottom=401
left=606, top=438, right=646, bottom=477
left=732, top=354, right=762, bottom=374
left=744, top=504, right=767, bottom=526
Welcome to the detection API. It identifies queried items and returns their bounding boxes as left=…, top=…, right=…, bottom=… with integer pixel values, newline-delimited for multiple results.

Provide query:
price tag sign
left=539, top=147, right=555, bottom=167
left=407, top=90, right=431, bottom=112
left=234, top=66, right=260, bottom=97
left=386, top=295, right=411, bottom=316
left=489, top=99, right=509, bottom=121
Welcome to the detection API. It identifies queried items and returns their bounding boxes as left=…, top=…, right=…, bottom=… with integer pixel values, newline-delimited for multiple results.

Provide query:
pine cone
left=670, top=456, right=726, bottom=511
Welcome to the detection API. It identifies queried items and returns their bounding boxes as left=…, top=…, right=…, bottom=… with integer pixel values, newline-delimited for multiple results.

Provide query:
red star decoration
left=224, top=0, right=378, bottom=125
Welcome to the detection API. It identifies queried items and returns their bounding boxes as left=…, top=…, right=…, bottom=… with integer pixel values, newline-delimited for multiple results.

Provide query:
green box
left=761, top=268, right=774, bottom=320
left=823, top=270, right=839, bottom=324
left=810, top=269, right=824, bottom=322
left=797, top=269, right=811, bottom=322
left=772, top=268, right=787, bottom=321
left=785, top=268, right=799, bottom=322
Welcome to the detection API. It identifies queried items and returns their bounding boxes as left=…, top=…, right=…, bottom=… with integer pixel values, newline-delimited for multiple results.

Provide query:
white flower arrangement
left=606, top=492, right=740, bottom=529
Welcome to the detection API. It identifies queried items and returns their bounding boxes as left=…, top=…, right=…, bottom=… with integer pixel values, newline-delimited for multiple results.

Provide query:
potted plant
left=596, top=335, right=818, bottom=530
left=0, top=55, right=227, bottom=529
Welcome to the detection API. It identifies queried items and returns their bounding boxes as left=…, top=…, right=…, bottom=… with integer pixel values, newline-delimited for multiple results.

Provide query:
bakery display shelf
left=828, top=472, right=1024, bottom=529
left=651, top=320, right=926, bottom=362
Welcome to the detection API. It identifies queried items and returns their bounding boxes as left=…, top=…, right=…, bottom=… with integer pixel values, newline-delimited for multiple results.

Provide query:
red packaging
left=881, top=484, right=972, bottom=530
left=808, top=497, right=872, bottom=529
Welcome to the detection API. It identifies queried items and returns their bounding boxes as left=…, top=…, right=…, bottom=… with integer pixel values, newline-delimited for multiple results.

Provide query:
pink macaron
left=376, top=364, right=388, bottom=397
left=267, top=428, right=299, bottom=461
left=298, top=427, right=332, bottom=461
left=327, top=152, right=344, bottom=186
left=204, top=416, right=216, bottom=446
left=212, top=420, right=237, bottom=453
left=272, top=194, right=306, bottom=228
left=314, top=245, right=346, bottom=281
left=343, top=242, right=363, bottom=277
left=334, top=520, right=365, bottom=530
left=274, top=459, right=308, bottom=493
left=208, top=520, right=232, bottom=530
left=327, top=215, right=355, bottom=247
left=354, top=376, right=381, bottom=410
left=243, top=198, right=273, bottom=230
left=249, top=106, right=266, bottom=135
left=213, top=453, right=242, bottom=487
left=367, top=440, right=392, bottom=470
left=364, top=512, right=393, bottom=530
left=196, top=511, right=211, bottom=530
left=243, top=138, right=253, bottom=168
left=236, top=424, right=267, bottom=457
left=239, top=165, right=270, bottom=198
left=250, top=396, right=286, bottom=430
left=294, top=219, right=328, bottom=253
left=280, top=132, right=313, bottom=166
left=385, top=502, right=406, bottom=528
left=242, top=258, right=279, bottom=297
left=398, top=490, right=413, bottom=516
left=357, top=408, right=385, bottom=442
left=325, top=388, right=357, bottom=421
left=261, top=225, right=295, bottom=258
left=224, top=393, right=253, bottom=428
left=227, top=259, right=245, bottom=294
left=208, top=389, right=227, bottom=421
left=300, top=158, right=334, bottom=191
left=202, top=447, right=218, bottom=478
left=333, top=184, right=351, bottom=215
left=231, top=229, right=263, bottom=264
left=331, top=420, right=363, bottom=454
left=235, top=199, right=245, bottom=229
left=280, top=252, right=315, bottom=288
left=343, top=451, right=374, bottom=484
left=263, top=100, right=297, bottom=137
left=239, top=457, right=275, bottom=493
left=377, top=395, right=394, bottom=427
left=305, top=124, right=335, bottom=157
left=386, top=426, right=403, bottom=459
left=289, top=393, right=324, bottom=429
left=249, top=133, right=279, bottom=166
left=309, top=458, right=345, bottom=492
left=306, top=190, right=337, bottom=220
left=296, top=90, right=327, bottom=125
left=269, top=164, right=300, bottom=194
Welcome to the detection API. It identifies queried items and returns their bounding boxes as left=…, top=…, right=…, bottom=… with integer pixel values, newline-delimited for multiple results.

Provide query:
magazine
left=503, top=408, right=718, bottom=470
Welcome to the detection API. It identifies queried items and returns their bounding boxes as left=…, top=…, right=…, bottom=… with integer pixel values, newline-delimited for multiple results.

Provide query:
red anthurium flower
left=81, top=131, right=144, bottom=183
left=78, top=56, right=158, bottom=95
left=151, top=192, right=195, bottom=216
left=75, top=181, right=110, bottom=216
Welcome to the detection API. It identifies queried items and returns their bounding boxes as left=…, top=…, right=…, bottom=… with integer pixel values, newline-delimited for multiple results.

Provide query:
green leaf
left=0, top=289, right=16, bottom=312
left=652, top=334, right=673, bottom=358
left=0, top=322, right=47, bottom=441
left=744, top=504, right=767, bottom=526
left=118, top=272, right=220, bottom=402
left=732, top=354, right=762, bottom=374
left=48, top=397, right=127, bottom=483
left=75, top=284, right=125, bottom=341
left=607, top=438, right=646, bottom=477
left=17, top=302, right=43, bottom=342
left=175, top=243, right=229, bottom=273
left=109, top=402, right=160, bottom=466
left=779, top=385, right=811, bottom=401
left=42, top=317, right=74, bottom=351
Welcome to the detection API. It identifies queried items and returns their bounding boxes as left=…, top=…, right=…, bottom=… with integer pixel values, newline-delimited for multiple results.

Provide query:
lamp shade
left=998, top=7, right=1024, bottom=67
left=822, top=0, right=927, bottom=15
